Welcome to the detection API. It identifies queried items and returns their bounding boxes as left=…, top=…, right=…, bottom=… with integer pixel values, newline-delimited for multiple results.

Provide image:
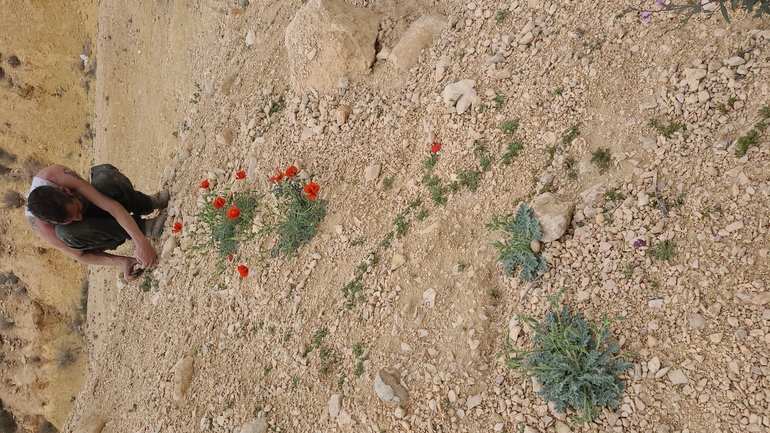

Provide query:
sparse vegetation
left=591, top=148, right=612, bottom=174
left=502, top=289, right=632, bottom=423
left=562, top=123, right=581, bottom=145
left=646, top=241, right=676, bottom=261
left=487, top=204, right=547, bottom=281
left=500, top=120, right=519, bottom=137
left=502, top=141, right=523, bottom=165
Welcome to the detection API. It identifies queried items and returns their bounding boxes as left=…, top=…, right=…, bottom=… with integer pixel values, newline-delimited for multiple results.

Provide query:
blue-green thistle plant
left=486, top=203, right=546, bottom=281
left=502, top=289, right=633, bottom=423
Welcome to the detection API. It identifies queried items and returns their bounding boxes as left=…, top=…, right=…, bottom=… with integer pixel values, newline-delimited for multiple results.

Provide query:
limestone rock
left=240, top=419, right=268, bottom=433
left=173, top=355, right=194, bottom=400
left=216, top=130, right=234, bottom=146
left=285, top=0, right=379, bottom=92
left=161, top=236, right=178, bottom=260
left=667, top=369, right=688, bottom=385
left=441, top=79, right=476, bottom=114
left=364, top=164, right=381, bottom=181
left=329, top=394, right=342, bottom=420
left=72, top=416, right=107, bottom=433
left=374, top=369, right=409, bottom=404
left=530, top=193, right=575, bottom=243
left=391, top=253, right=406, bottom=271
left=389, top=14, right=447, bottom=71
left=334, top=106, right=351, bottom=125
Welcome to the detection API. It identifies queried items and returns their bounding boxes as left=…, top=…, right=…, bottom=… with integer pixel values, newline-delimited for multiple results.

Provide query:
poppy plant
left=269, top=168, right=284, bottom=183
left=285, top=165, right=298, bottom=178
left=171, top=222, right=182, bottom=233
left=303, top=182, right=320, bottom=201
left=431, top=141, right=441, bottom=153
left=200, top=179, right=210, bottom=189
left=226, top=205, right=241, bottom=220
left=236, top=170, right=246, bottom=180
left=237, top=264, right=249, bottom=277
left=213, top=197, right=226, bottom=210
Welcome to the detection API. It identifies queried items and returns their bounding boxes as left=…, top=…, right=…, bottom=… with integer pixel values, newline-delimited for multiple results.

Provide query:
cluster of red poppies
left=269, top=165, right=321, bottom=201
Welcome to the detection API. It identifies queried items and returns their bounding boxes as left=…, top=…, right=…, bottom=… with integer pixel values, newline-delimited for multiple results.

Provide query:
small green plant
left=458, top=169, right=481, bottom=192
left=735, top=129, right=760, bottom=156
left=268, top=96, right=285, bottom=116
left=552, top=87, right=563, bottom=96
left=487, top=203, right=547, bottom=281
left=480, top=155, right=493, bottom=172
left=424, top=154, right=439, bottom=170
left=590, top=148, right=612, bottom=174
left=318, top=346, right=338, bottom=376
left=502, top=141, right=523, bottom=165
left=727, top=96, right=736, bottom=108
left=383, top=177, right=394, bottom=189
left=189, top=83, right=201, bottom=104
left=605, top=187, right=625, bottom=203
left=500, top=120, right=520, bottom=137
left=603, top=213, right=614, bottom=226
left=502, top=289, right=632, bottom=423
left=456, top=260, right=468, bottom=272
left=489, top=288, right=501, bottom=299
left=562, top=123, right=581, bottom=145
left=394, top=213, right=409, bottom=237
left=494, top=93, right=506, bottom=108
left=650, top=280, right=660, bottom=289
left=623, top=264, right=636, bottom=280
left=128, top=403, right=137, bottom=413
left=646, top=241, right=675, bottom=260
left=495, top=9, right=509, bottom=23
left=140, top=276, right=152, bottom=293
left=416, top=209, right=429, bottom=221
left=252, top=405, right=262, bottom=417
left=350, top=236, right=365, bottom=246
left=648, top=118, right=683, bottom=138
left=259, top=175, right=326, bottom=257
left=380, top=232, right=394, bottom=249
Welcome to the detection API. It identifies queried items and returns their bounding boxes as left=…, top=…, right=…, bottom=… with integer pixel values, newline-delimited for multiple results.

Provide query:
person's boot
left=149, top=190, right=170, bottom=210
left=143, top=213, right=168, bottom=239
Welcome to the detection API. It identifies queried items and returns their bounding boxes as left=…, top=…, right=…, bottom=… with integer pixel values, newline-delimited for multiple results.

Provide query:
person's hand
left=134, top=237, right=158, bottom=269
left=122, top=257, right=142, bottom=282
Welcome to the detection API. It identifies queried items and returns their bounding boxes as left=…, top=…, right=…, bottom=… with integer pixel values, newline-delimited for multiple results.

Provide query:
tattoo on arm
left=28, top=216, right=37, bottom=234
left=63, top=168, right=84, bottom=181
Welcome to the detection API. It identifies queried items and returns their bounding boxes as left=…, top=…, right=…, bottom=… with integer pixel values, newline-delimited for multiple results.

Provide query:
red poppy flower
left=235, top=171, right=246, bottom=180
left=269, top=168, right=284, bottom=183
left=213, top=197, right=226, bottom=210
left=285, top=165, right=298, bottom=178
left=228, top=255, right=234, bottom=262
left=237, top=264, right=249, bottom=278
left=171, top=222, right=182, bottom=233
left=200, top=179, right=210, bottom=189
left=431, top=141, right=441, bottom=153
left=226, top=205, right=241, bottom=220
left=303, top=182, right=320, bottom=200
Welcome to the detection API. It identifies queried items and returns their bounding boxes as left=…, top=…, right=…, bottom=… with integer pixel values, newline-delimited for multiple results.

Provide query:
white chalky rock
left=374, top=369, right=409, bottom=404
left=364, top=164, right=381, bottom=181
left=668, top=369, right=688, bottom=384
left=172, top=356, right=194, bottom=400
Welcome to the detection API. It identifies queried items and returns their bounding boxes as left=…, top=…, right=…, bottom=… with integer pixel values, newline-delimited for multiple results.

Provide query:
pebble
left=689, top=314, right=706, bottom=329
left=648, top=356, right=661, bottom=374
left=329, top=394, right=342, bottom=420
left=667, top=369, right=688, bottom=385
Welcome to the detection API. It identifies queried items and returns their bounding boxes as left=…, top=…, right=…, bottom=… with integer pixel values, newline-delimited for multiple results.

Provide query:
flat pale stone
left=667, top=369, right=688, bottom=385
left=725, top=221, right=744, bottom=232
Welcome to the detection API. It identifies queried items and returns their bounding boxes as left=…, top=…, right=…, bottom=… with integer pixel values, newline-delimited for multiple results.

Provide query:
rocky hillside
left=63, top=0, right=770, bottom=432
